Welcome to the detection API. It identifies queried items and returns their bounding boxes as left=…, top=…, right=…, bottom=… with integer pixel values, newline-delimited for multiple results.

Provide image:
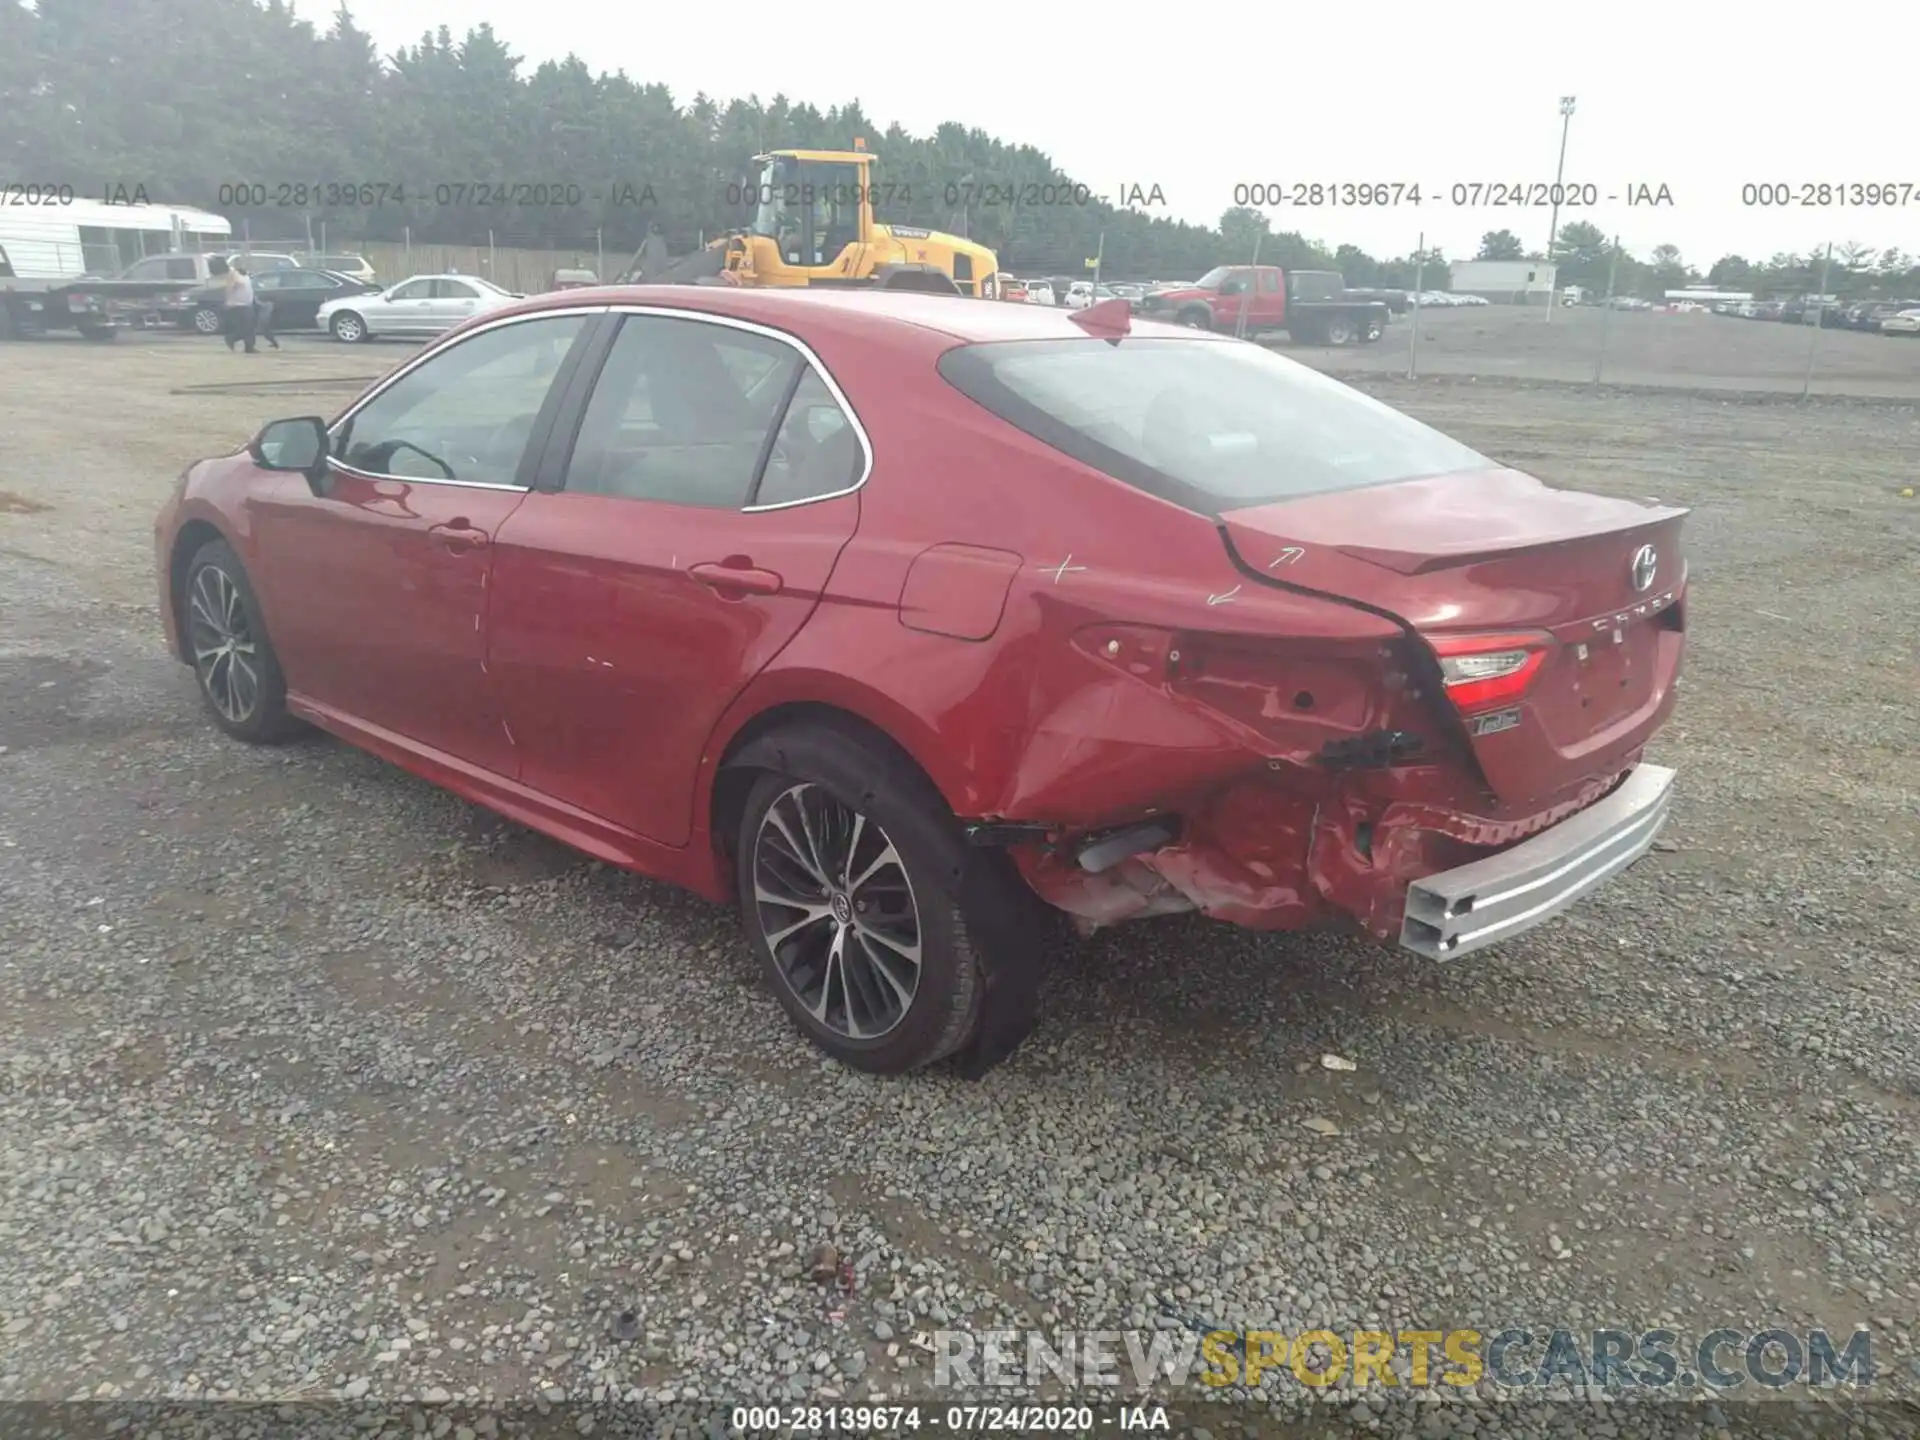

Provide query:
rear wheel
left=181, top=539, right=300, bottom=744
left=192, top=306, right=223, bottom=335
left=734, top=725, right=986, bottom=1073
left=1324, top=315, right=1356, bottom=346
left=330, top=311, right=368, bottom=343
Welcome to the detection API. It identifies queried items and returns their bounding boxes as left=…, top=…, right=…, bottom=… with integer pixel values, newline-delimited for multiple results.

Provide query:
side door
left=1254, top=267, right=1285, bottom=327
left=488, top=309, right=866, bottom=846
left=271, top=270, right=335, bottom=327
left=379, top=277, right=437, bottom=334
left=245, top=311, right=596, bottom=777
left=432, top=277, right=485, bottom=332
left=1213, top=268, right=1251, bottom=329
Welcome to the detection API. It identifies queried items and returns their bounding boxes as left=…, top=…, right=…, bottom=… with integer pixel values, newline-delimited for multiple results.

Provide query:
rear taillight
left=1428, top=632, right=1551, bottom=713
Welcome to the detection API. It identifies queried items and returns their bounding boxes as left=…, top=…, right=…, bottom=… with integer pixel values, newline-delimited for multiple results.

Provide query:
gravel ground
left=1, top=335, right=1917, bottom=1438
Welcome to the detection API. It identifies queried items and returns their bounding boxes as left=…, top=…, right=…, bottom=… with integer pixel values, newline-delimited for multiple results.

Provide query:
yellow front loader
left=622, top=143, right=1000, bottom=298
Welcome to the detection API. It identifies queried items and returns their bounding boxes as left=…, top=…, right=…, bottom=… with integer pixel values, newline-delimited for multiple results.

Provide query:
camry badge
left=1630, top=544, right=1658, bottom=593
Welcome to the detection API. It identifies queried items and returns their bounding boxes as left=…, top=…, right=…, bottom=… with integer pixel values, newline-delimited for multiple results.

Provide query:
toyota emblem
left=1630, top=544, right=1658, bottom=593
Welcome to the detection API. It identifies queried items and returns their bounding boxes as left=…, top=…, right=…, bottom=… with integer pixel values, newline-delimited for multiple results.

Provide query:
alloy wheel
left=751, top=782, right=922, bottom=1040
left=187, top=563, right=260, bottom=724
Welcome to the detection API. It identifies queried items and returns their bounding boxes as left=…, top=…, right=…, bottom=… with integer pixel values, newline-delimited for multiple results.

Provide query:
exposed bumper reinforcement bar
left=1399, top=763, right=1676, bottom=959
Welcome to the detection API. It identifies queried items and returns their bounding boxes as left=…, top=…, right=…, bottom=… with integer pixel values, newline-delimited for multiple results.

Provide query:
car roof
left=474, top=284, right=1210, bottom=345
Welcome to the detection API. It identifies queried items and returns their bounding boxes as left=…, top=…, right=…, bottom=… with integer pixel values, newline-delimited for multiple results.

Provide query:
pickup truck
left=1135, top=266, right=1389, bottom=345
left=0, top=242, right=148, bottom=341
left=0, top=245, right=299, bottom=340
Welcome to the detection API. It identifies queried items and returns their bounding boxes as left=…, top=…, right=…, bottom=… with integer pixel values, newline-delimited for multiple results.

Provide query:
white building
left=1450, top=259, right=1557, bottom=304
left=0, top=197, right=232, bottom=280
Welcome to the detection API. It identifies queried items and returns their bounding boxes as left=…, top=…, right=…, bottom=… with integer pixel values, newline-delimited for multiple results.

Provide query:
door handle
left=688, top=561, right=782, bottom=595
left=429, top=520, right=490, bottom=551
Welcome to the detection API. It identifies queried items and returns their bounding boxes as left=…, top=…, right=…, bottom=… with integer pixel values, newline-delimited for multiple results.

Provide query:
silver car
left=316, top=273, right=521, bottom=343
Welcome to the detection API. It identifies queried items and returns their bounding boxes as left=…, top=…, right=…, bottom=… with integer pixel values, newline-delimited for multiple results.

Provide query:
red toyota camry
left=154, top=288, right=1686, bottom=1076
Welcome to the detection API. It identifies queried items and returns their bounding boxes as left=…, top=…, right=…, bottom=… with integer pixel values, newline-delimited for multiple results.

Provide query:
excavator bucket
left=622, top=230, right=728, bottom=285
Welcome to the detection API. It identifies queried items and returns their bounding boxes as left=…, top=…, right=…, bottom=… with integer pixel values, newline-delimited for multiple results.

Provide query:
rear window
left=936, top=337, right=1490, bottom=515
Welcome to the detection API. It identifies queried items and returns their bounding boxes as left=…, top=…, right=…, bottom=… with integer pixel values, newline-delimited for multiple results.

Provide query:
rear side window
left=753, top=369, right=863, bottom=507
left=937, top=338, right=1489, bottom=515
left=562, top=315, right=803, bottom=508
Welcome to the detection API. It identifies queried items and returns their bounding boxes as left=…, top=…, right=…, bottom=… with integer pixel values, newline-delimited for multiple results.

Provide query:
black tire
left=180, top=538, right=301, bottom=744
left=732, top=724, right=988, bottom=1074
left=192, top=306, right=223, bottom=335
left=1176, top=305, right=1212, bottom=330
left=1324, top=315, right=1356, bottom=346
left=330, top=310, right=368, bottom=343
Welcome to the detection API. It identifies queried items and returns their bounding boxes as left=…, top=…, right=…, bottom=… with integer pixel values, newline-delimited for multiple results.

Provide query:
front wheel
left=192, top=306, right=223, bottom=335
left=329, top=311, right=368, bottom=343
left=734, top=727, right=989, bottom=1073
left=1176, top=306, right=1212, bottom=330
left=181, top=539, right=300, bottom=744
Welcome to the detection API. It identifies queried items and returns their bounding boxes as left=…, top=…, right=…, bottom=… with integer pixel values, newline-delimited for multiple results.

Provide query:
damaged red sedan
left=154, top=288, right=1685, bottom=1076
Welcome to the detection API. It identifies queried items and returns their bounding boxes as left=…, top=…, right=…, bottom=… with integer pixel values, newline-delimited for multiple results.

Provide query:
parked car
left=995, top=274, right=1028, bottom=303
left=1881, top=309, right=1920, bottom=335
left=548, top=269, right=600, bottom=291
left=153, top=288, right=1686, bottom=1074
left=315, top=273, right=522, bottom=342
left=1064, top=282, right=1124, bottom=310
left=1858, top=300, right=1920, bottom=333
left=304, top=253, right=378, bottom=284
left=173, top=267, right=380, bottom=334
left=1024, top=281, right=1056, bottom=306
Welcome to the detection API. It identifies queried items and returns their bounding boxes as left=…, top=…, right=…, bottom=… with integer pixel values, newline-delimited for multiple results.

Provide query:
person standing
left=222, top=263, right=257, bottom=353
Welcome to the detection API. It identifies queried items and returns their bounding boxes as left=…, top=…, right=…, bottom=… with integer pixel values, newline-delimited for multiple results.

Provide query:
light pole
left=1544, top=96, right=1575, bottom=321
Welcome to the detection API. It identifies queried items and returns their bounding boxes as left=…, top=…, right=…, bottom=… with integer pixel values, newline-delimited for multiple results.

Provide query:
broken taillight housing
left=1427, top=632, right=1551, bottom=713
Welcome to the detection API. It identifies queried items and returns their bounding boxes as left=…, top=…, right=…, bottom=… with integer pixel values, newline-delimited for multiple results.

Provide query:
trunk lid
left=1220, top=467, right=1688, bottom=807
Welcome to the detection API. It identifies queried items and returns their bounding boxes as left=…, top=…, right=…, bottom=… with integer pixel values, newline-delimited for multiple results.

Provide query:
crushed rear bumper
left=1399, top=763, right=1675, bottom=959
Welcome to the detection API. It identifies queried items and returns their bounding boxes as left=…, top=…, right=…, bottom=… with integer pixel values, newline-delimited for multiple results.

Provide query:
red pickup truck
left=1135, top=265, right=1389, bottom=345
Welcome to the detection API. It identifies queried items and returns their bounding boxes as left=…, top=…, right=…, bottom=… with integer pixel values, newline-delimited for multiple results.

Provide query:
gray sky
left=352, top=0, right=1920, bottom=268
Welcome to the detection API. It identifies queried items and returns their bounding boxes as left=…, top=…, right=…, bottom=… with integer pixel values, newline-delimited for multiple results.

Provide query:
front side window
left=329, top=315, right=586, bottom=486
left=387, top=279, right=431, bottom=300
left=938, top=337, right=1489, bottom=514
left=563, top=316, right=805, bottom=507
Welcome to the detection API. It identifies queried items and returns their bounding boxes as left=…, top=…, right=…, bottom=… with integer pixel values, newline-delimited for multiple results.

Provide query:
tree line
left=5, top=0, right=1916, bottom=297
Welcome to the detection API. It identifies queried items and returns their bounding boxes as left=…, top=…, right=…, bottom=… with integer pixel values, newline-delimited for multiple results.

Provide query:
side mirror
left=249, top=416, right=329, bottom=489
